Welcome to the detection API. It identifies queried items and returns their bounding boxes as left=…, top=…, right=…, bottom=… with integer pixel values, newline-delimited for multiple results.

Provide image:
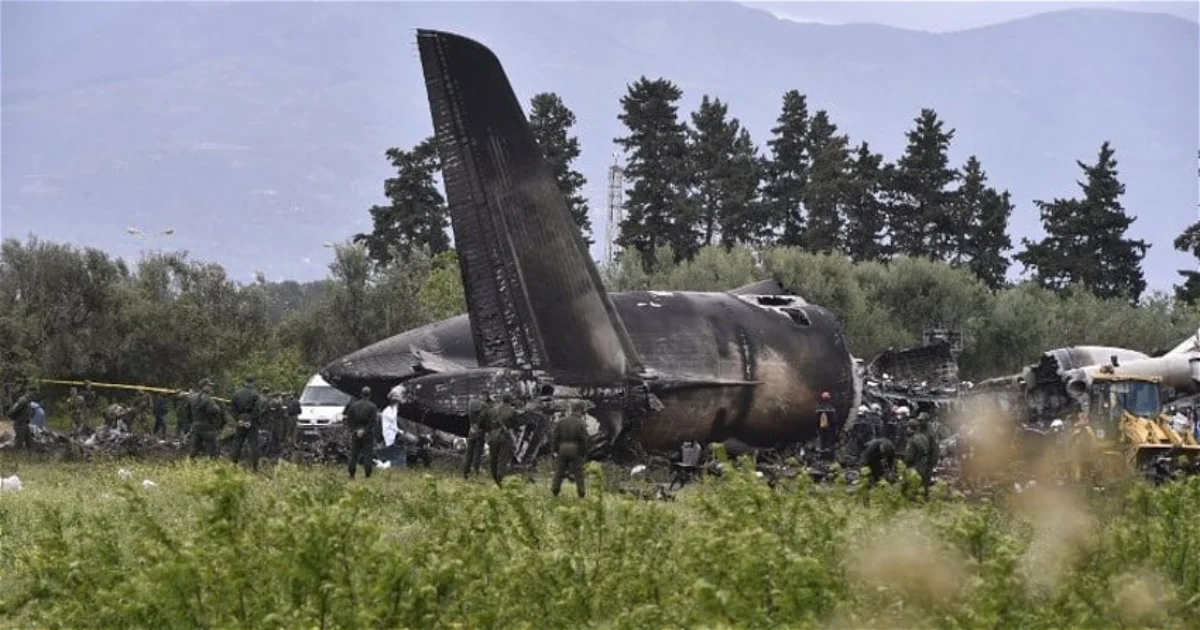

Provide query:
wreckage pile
left=860, top=339, right=968, bottom=416
left=0, top=420, right=457, bottom=468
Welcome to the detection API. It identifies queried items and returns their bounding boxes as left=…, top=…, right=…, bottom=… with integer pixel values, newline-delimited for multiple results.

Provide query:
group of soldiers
left=184, top=376, right=303, bottom=469
left=816, top=395, right=942, bottom=494
left=8, top=377, right=938, bottom=499
left=2, top=378, right=304, bottom=466
left=462, top=390, right=590, bottom=498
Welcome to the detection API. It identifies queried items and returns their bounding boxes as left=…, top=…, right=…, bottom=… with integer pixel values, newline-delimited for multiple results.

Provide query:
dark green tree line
left=1016, top=142, right=1148, bottom=302
left=611, top=83, right=1153, bottom=296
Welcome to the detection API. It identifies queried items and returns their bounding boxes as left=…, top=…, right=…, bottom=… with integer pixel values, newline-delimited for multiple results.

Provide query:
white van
left=297, top=374, right=353, bottom=434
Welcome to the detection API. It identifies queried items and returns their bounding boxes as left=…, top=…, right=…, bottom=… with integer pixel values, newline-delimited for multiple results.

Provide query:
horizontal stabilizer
left=416, top=29, right=644, bottom=381
left=728, top=278, right=786, bottom=296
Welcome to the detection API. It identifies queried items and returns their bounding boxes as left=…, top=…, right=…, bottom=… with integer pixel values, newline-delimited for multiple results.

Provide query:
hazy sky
left=742, top=0, right=1200, bottom=32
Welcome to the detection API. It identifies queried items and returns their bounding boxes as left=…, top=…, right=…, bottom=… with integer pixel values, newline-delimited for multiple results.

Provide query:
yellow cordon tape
left=36, top=379, right=231, bottom=403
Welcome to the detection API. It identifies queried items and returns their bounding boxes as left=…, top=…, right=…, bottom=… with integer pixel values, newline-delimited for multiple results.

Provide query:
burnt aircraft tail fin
left=416, top=30, right=644, bottom=381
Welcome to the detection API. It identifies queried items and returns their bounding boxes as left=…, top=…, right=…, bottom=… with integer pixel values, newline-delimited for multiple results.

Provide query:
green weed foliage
left=1, top=458, right=1198, bottom=629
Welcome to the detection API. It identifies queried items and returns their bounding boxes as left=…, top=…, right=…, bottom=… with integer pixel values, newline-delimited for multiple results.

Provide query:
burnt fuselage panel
left=322, top=291, right=856, bottom=451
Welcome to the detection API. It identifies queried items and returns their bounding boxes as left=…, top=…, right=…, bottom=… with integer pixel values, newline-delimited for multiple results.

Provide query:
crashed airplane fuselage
left=324, top=288, right=858, bottom=452
left=321, top=30, right=858, bottom=454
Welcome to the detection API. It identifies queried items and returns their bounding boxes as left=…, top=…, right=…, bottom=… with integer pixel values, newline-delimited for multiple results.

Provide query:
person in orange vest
left=815, top=392, right=838, bottom=462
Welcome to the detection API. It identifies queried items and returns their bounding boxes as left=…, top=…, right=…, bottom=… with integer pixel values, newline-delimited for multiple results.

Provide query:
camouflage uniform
left=82, top=383, right=99, bottom=427
left=229, top=378, right=264, bottom=471
left=67, top=388, right=88, bottom=431
left=7, top=389, right=36, bottom=451
left=153, top=394, right=170, bottom=436
left=285, top=393, right=301, bottom=444
left=903, top=418, right=938, bottom=496
left=132, top=390, right=153, bottom=433
left=462, top=394, right=489, bottom=478
left=344, top=387, right=379, bottom=479
left=189, top=380, right=223, bottom=458
left=551, top=403, right=589, bottom=498
left=174, top=390, right=193, bottom=437
left=862, top=436, right=897, bottom=486
left=487, top=397, right=520, bottom=486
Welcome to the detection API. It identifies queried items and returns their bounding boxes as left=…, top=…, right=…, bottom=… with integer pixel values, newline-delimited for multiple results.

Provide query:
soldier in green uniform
left=175, top=389, right=193, bottom=438
left=551, top=400, right=589, bottom=498
left=67, top=387, right=88, bottom=431
left=861, top=435, right=897, bottom=487
left=268, top=390, right=286, bottom=454
left=229, top=377, right=264, bottom=471
left=284, top=392, right=301, bottom=445
left=82, top=381, right=98, bottom=427
left=487, top=393, right=520, bottom=486
left=903, top=416, right=938, bottom=497
left=6, top=386, right=37, bottom=452
left=463, top=391, right=490, bottom=478
left=343, top=386, right=379, bottom=479
left=132, top=389, right=153, bottom=434
left=189, top=379, right=223, bottom=458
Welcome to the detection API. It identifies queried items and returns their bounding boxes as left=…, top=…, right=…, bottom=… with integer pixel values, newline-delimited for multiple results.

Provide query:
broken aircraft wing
left=416, top=29, right=643, bottom=382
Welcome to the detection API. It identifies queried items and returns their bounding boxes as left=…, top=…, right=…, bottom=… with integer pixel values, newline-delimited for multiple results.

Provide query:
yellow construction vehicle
left=1067, top=369, right=1200, bottom=483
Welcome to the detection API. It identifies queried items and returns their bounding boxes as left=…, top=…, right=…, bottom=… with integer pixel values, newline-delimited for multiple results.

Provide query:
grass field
left=0, top=453, right=1198, bottom=629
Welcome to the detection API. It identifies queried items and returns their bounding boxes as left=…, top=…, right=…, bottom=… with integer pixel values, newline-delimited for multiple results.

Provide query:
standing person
left=82, top=382, right=98, bottom=427
left=175, top=389, right=193, bottom=438
left=6, top=387, right=36, bottom=451
left=285, top=392, right=301, bottom=445
left=229, top=377, right=264, bottom=471
left=132, top=390, right=153, bottom=434
left=67, top=387, right=88, bottom=431
left=903, top=417, right=938, bottom=497
left=153, top=394, right=169, bottom=437
left=267, top=390, right=286, bottom=454
left=189, top=379, right=222, bottom=458
left=550, top=401, right=589, bottom=498
left=463, top=391, right=490, bottom=478
left=486, top=394, right=520, bottom=486
left=815, top=391, right=838, bottom=462
left=343, top=386, right=379, bottom=479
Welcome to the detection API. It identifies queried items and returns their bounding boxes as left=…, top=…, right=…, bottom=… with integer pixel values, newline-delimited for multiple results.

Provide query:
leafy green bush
left=1, top=460, right=1198, bottom=629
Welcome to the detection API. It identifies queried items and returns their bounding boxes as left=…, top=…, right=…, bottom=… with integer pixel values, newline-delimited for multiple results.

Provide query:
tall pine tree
left=615, top=77, right=697, bottom=265
left=1016, top=142, right=1149, bottom=301
left=355, top=137, right=449, bottom=267
left=1172, top=151, right=1200, bottom=303
left=528, top=92, right=592, bottom=244
left=842, top=141, right=889, bottom=262
left=687, top=95, right=764, bottom=247
left=953, top=156, right=1013, bottom=289
left=1172, top=221, right=1200, bottom=304
left=762, top=90, right=811, bottom=245
left=885, top=109, right=960, bottom=261
left=801, top=133, right=851, bottom=254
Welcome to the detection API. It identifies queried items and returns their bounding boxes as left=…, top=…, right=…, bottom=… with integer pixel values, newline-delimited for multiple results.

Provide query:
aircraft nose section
left=321, top=336, right=421, bottom=397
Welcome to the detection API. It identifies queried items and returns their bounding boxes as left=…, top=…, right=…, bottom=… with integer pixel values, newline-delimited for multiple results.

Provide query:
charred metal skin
left=324, top=289, right=857, bottom=452
left=320, top=29, right=858, bottom=456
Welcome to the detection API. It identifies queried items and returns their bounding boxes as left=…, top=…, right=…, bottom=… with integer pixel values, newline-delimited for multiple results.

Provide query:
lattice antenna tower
left=604, top=151, right=625, bottom=265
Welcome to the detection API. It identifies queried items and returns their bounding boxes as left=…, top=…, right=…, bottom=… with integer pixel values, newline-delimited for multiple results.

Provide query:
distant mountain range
left=3, top=1, right=1197, bottom=290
